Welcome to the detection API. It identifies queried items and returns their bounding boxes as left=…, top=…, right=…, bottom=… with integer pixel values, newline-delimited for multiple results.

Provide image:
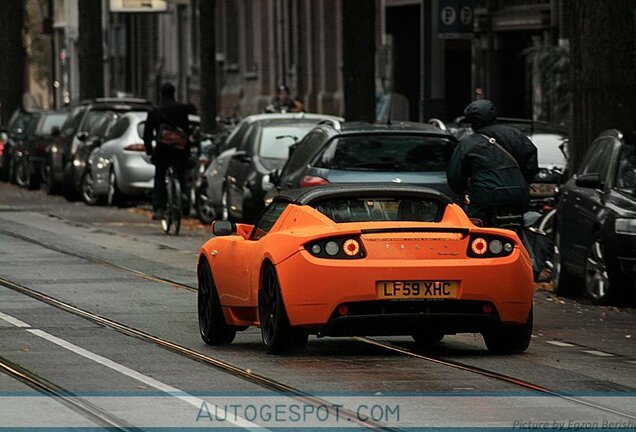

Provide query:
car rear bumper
left=276, top=249, right=534, bottom=331
left=117, top=153, right=154, bottom=195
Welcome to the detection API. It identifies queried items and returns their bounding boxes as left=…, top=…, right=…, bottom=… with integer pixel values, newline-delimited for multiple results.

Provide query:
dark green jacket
left=447, top=124, right=539, bottom=217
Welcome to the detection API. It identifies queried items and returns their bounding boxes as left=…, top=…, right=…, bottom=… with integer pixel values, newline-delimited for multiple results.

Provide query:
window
left=25, top=113, right=43, bottom=138
left=313, top=198, right=443, bottom=223
left=580, top=138, right=614, bottom=180
left=282, top=131, right=324, bottom=177
left=250, top=202, right=288, bottom=240
left=616, top=146, right=636, bottom=190
left=220, top=122, right=249, bottom=153
left=258, top=124, right=316, bottom=159
left=239, top=124, right=258, bottom=152
left=40, top=113, right=68, bottom=136
left=81, top=110, right=106, bottom=132
left=314, top=135, right=453, bottom=172
left=105, top=117, right=130, bottom=141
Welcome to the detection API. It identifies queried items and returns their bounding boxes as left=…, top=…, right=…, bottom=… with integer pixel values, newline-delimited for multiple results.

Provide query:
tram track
left=2, top=227, right=636, bottom=425
left=0, top=355, right=136, bottom=431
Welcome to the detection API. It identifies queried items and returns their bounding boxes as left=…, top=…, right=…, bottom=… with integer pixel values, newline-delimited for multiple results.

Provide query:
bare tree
left=568, top=0, right=636, bottom=171
left=78, top=0, right=104, bottom=100
left=342, top=0, right=375, bottom=121
left=0, top=0, right=26, bottom=124
left=199, top=0, right=217, bottom=131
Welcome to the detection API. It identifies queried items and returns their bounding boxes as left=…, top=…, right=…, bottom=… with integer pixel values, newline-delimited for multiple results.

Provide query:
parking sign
left=438, top=0, right=474, bottom=39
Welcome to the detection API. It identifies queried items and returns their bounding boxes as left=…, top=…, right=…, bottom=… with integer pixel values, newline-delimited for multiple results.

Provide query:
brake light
left=0, top=143, right=4, bottom=157
left=306, top=236, right=366, bottom=259
left=468, top=235, right=515, bottom=258
left=301, top=175, right=329, bottom=187
left=124, top=143, right=146, bottom=152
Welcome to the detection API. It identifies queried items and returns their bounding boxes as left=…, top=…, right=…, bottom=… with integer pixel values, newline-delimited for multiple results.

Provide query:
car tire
left=552, top=231, right=579, bottom=297
left=584, top=233, right=624, bottom=305
left=81, top=170, right=104, bottom=206
left=107, top=169, right=124, bottom=207
left=44, top=159, right=61, bottom=195
left=197, top=260, right=236, bottom=345
left=14, top=158, right=30, bottom=189
left=482, top=307, right=533, bottom=354
left=63, top=163, right=80, bottom=201
left=7, top=155, right=16, bottom=184
left=259, top=264, right=308, bottom=354
left=195, top=181, right=216, bottom=225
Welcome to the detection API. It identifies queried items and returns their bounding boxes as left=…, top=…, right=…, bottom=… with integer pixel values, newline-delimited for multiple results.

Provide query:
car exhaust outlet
left=338, top=305, right=349, bottom=316
left=483, top=303, right=493, bottom=314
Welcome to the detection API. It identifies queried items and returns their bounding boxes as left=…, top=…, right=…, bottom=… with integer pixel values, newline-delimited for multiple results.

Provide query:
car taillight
left=124, top=143, right=146, bottom=152
left=468, top=236, right=515, bottom=258
left=0, top=142, right=4, bottom=156
left=306, top=236, right=366, bottom=259
left=301, top=175, right=329, bottom=187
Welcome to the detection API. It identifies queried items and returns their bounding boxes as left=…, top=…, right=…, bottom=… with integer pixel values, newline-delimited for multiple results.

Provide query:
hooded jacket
left=447, top=100, right=539, bottom=218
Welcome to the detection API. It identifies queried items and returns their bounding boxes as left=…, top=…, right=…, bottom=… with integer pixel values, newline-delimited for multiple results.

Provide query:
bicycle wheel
left=162, top=175, right=173, bottom=234
left=172, top=175, right=182, bottom=235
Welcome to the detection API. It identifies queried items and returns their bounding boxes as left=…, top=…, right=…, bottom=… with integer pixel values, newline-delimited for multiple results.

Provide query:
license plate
left=530, top=183, right=557, bottom=197
left=376, top=281, right=459, bottom=300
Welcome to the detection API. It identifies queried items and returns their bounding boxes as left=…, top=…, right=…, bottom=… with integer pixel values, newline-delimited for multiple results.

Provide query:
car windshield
left=532, top=133, right=568, bottom=168
left=41, top=113, right=68, bottom=135
left=313, top=197, right=442, bottom=223
left=259, top=124, right=316, bottom=159
left=616, top=146, right=636, bottom=194
left=314, top=135, right=453, bottom=172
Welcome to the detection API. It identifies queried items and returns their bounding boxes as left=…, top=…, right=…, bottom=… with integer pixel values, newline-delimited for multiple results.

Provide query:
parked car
left=65, top=111, right=119, bottom=202
left=268, top=121, right=458, bottom=203
left=195, top=113, right=343, bottom=224
left=553, top=129, right=636, bottom=305
left=84, top=113, right=200, bottom=206
left=12, top=110, right=69, bottom=189
left=0, top=108, right=41, bottom=182
left=197, top=184, right=534, bottom=354
left=44, top=98, right=152, bottom=195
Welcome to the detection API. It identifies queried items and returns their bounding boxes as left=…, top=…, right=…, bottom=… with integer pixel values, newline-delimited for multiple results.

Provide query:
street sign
left=438, top=0, right=474, bottom=39
left=109, top=0, right=168, bottom=13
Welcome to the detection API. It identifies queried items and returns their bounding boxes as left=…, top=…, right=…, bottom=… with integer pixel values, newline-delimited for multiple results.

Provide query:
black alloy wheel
left=551, top=231, right=578, bottom=297
left=482, top=307, right=533, bottom=354
left=197, top=260, right=236, bottom=345
left=44, top=160, right=61, bottom=195
left=584, top=233, right=624, bottom=305
left=81, top=171, right=103, bottom=205
left=259, top=264, right=308, bottom=354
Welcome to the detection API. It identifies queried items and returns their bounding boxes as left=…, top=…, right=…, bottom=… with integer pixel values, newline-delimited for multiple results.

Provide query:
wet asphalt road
left=0, top=182, right=635, bottom=430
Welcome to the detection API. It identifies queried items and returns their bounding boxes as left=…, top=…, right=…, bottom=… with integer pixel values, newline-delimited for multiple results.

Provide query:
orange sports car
left=197, top=184, right=534, bottom=354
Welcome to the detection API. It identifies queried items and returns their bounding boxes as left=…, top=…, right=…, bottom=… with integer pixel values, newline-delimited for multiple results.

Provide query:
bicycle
left=162, top=165, right=182, bottom=235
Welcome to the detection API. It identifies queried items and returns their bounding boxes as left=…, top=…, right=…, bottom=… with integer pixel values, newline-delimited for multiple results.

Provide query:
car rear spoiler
left=361, top=227, right=469, bottom=235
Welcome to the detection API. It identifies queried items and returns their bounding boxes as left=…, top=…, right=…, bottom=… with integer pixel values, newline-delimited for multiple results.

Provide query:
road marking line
left=546, top=340, right=575, bottom=347
left=625, top=360, right=636, bottom=365
left=0, top=311, right=261, bottom=430
left=0, top=311, right=31, bottom=328
left=582, top=350, right=615, bottom=357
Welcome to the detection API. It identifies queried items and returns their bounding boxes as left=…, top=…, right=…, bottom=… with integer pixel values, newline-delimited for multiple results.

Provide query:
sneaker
left=152, top=210, right=165, bottom=220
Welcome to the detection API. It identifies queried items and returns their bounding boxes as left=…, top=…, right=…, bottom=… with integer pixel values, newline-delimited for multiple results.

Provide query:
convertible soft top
left=273, top=184, right=452, bottom=206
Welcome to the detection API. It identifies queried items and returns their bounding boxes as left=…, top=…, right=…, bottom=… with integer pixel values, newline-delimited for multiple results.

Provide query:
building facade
left=49, top=0, right=566, bottom=125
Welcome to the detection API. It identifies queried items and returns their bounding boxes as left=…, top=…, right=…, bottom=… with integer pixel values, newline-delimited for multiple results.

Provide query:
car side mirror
left=575, top=173, right=604, bottom=190
left=288, top=142, right=298, bottom=157
left=77, top=131, right=89, bottom=141
left=211, top=220, right=236, bottom=236
left=50, top=126, right=61, bottom=137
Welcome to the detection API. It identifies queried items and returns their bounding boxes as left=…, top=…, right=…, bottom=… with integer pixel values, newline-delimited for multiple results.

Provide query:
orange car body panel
left=199, top=202, right=534, bottom=330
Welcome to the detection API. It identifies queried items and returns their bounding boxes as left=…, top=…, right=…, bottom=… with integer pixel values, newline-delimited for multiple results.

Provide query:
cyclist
left=447, top=99, right=539, bottom=227
left=143, top=82, right=191, bottom=220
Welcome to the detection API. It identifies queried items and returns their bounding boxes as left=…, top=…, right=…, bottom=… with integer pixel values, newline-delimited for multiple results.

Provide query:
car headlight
left=615, top=218, right=636, bottom=235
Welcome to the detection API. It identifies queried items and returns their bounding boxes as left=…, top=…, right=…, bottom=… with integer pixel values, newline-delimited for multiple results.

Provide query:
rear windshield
left=314, top=135, right=453, bottom=172
left=313, top=198, right=442, bottom=223
left=259, top=124, right=316, bottom=159
left=41, top=113, right=68, bottom=135
left=616, top=146, right=636, bottom=193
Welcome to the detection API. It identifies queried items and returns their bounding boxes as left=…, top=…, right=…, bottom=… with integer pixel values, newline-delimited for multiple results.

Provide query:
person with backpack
left=447, top=99, right=539, bottom=226
left=143, top=82, right=191, bottom=220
